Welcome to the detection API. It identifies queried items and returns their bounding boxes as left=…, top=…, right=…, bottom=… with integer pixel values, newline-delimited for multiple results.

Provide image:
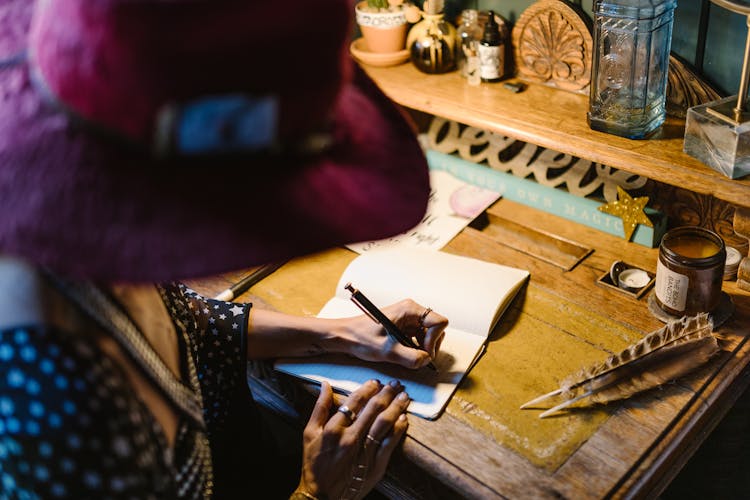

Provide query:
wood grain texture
left=735, top=207, right=750, bottom=240
left=666, top=54, right=723, bottom=119
left=425, top=116, right=649, bottom=203
left=733, top=208, right=750, bottom=291
left=648, top=182, right=747, bottom=252
left=187, top=198, right=750, bottom=499
left=361, top=63, right=750, bottom=209
left=181, top=57, right=750, bottom=497
left=511, top=0, right=593, bottom=93
left=478, top=213, right=592, bottom=269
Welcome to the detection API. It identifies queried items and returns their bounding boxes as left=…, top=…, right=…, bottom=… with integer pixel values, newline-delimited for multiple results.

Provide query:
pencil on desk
left=213, top=261, right=285, bottom=301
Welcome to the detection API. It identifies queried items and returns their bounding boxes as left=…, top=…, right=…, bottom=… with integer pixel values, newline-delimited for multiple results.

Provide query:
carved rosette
left=666, top=54, right=723, bottom=118
left=647, top=184, right=747, bottom=253
left=512, top=0, right=592, bottom=93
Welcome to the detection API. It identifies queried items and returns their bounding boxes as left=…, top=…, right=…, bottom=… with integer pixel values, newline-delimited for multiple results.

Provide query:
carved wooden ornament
left=512, top=0, right=593, bottom=93
left=425, top=116, right=647, bottom=202
left=666, top=54, right=723, bottom=118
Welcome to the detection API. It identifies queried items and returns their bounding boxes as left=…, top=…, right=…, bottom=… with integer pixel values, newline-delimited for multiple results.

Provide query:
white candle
left=618, top=268, right=651, bottom=291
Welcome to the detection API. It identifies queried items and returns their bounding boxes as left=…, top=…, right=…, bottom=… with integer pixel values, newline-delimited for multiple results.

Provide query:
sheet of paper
left=334, top=247, right=529, bottom=337
left=274, top=248, right=529, bottom=420
left=347, top=170, right=500, bottom=254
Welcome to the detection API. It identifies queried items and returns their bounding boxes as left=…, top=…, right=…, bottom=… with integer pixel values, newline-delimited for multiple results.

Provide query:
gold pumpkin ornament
left=407, top=0, right=457, bottom=74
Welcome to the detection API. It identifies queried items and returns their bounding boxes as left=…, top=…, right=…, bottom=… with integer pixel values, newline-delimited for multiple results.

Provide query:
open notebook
left=274, top=248, right=529, bottom=419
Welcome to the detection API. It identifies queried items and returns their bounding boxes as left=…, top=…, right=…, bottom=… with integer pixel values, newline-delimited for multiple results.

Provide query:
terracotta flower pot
left=355, top=1, right=408, bottom=53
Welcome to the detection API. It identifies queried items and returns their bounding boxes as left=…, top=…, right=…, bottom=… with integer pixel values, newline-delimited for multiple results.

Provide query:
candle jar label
left=654, top=226, right=726, bottom=317
left=655, top=259, right=688, bottom=312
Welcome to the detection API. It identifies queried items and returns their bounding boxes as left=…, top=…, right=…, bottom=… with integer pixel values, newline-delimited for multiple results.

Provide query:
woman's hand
left=337, top=299, right=449, bottom=370
left=294, top=379, right=410, bottom=500
left=245, top=300, right=447, bottom=369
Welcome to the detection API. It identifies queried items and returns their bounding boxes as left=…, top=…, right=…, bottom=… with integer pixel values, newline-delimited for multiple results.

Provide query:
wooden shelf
left=362, top=63, right=750, bottom=210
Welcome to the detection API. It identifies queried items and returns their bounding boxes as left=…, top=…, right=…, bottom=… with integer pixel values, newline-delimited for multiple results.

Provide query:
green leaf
left=367, top=0, right=390, bottom=10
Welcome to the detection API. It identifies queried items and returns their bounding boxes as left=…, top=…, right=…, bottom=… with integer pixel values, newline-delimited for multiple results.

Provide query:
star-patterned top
left=0, top=282, right=253, bottom=499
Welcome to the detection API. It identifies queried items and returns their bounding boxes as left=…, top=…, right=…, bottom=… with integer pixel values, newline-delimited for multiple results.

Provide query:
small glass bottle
left=654, top=227, right=727, bottom=317
left=456, top=9, right=481, bottom=79
left=587, top=0, right=677, bottom=139
left=478, top=11, right=502, bottom=83
left=465, top=43, right=481, bottom=86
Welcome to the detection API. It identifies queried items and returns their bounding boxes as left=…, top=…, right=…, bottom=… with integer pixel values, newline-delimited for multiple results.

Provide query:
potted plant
left=355, top=0, right=421, bottom=53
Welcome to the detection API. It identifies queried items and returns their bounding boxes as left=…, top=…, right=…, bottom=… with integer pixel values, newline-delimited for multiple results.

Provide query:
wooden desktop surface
left=186, top=199, right=750, bottom=499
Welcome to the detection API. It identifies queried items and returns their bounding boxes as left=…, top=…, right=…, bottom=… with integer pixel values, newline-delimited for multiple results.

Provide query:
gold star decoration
left=597, top=186, right=653, bottom=242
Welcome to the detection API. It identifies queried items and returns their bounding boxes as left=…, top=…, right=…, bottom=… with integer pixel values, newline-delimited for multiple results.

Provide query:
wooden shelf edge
left=362, top=64, right=750, bottom=209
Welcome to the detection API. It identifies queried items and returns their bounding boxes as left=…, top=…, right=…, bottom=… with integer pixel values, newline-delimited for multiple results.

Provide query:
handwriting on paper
left=347, top=170, right=500, bottom=254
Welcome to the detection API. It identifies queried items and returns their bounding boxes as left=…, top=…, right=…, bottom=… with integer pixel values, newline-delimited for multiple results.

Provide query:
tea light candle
left=724, top=246, right=742, bottom=280
left=618, top=268, right=651, bottom=292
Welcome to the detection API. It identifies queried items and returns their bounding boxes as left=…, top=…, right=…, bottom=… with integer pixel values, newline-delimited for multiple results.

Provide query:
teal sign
left=426, top=150, right=666, bottom=248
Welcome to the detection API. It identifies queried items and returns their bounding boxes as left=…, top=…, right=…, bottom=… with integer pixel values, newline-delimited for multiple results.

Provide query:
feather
left=521, top=313, right=718, bottom=418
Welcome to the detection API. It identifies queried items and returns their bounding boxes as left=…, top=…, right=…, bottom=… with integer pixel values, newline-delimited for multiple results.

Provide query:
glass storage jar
left=587, top=0, right=677, bottom=139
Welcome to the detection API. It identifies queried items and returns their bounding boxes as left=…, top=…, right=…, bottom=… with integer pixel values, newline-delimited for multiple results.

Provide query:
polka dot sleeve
left=160, top=284, right=250, bottom=433
left=0, top=326, right=174, bottom=498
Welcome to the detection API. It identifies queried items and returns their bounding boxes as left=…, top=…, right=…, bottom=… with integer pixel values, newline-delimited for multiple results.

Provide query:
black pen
left=213, top=261, right=285, bottom=301
left=345, top=282, right=437, bottom=372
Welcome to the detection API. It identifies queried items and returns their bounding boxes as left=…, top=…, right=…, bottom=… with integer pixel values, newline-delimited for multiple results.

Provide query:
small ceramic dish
left=597, top=260, right=655, bottom=299
left=349, top=37, right=409, bottom=67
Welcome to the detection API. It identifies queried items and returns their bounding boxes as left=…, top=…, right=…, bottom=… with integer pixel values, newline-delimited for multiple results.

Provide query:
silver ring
left=337, top=405, right=357, bottom=423
left=419, top=307, right=432, bottom=328
left=366, top=434, right=382, bottom=446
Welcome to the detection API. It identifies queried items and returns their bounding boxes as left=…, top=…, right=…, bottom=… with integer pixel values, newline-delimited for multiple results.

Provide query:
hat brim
left=0, top=56, right=430, bottom=281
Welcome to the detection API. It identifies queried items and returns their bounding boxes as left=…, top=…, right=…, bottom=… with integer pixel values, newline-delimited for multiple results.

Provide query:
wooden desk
left=186, top=199, right=750, bottom=499
left=187, top=62, right=750, bottom=498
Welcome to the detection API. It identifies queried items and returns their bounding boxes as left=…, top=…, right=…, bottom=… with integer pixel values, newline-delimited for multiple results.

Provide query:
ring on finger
left=366, top=434, right=382, bottom=447
left=419, top=307, right=432, bottom=329
left=337, top=404, right=357, bottom=423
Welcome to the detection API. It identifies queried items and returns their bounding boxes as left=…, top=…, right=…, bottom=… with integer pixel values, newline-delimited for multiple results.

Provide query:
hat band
left=30, top=62, right=333, bottom=159
left=153, top=96, right=335, bottom=158
left=154, top=94, right=279, bottom=157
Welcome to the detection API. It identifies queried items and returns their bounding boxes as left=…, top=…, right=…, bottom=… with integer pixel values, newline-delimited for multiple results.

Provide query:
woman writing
left=0, top=0, right=447, bottom=498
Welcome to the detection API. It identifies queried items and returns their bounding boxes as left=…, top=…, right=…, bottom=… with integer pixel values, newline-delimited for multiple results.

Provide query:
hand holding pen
left=346, top=283, right=446, bottom=372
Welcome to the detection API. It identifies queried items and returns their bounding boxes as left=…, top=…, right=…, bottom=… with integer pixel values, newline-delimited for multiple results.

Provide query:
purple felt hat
left=0, top=0, right=430, bottom=282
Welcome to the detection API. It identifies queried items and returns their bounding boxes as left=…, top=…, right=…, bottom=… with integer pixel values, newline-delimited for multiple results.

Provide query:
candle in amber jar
left=655, top=227, right=726, bottom=316
left=666, top=236, right=721, bottom=259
